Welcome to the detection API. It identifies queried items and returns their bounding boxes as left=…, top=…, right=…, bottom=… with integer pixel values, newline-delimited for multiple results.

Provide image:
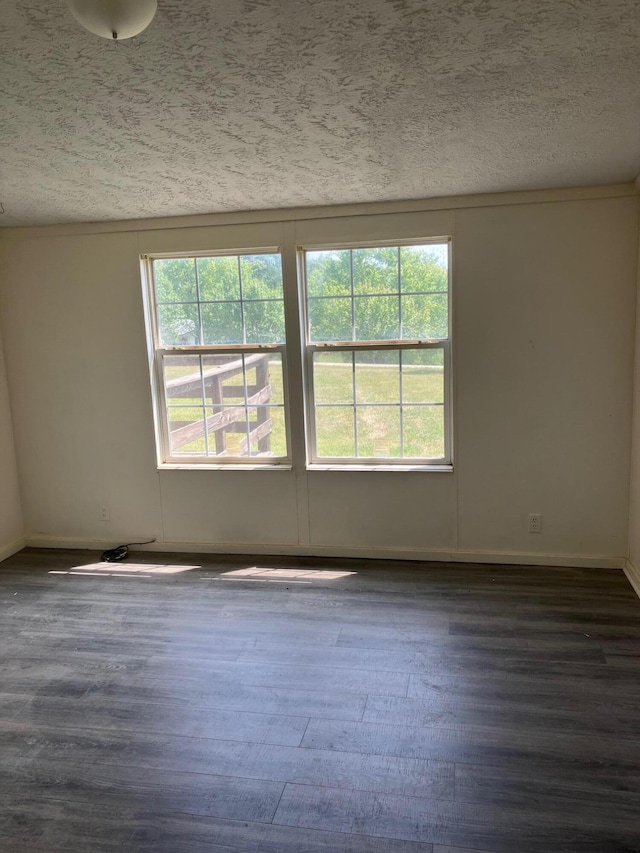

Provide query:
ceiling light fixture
left=68, top=0, right=157, bottom=40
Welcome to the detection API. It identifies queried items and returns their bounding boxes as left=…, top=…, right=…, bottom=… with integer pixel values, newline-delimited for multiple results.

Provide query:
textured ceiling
left=1, top=0, right=639, bottom=226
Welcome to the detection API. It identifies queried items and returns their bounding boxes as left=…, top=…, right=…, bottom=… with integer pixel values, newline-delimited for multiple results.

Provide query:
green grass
left=165, top=360, right=444, bottom=459
left=314, top=362, right=444, bottom=458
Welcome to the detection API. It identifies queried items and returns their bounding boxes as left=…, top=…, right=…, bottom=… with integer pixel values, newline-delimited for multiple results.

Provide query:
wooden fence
left=166, top=353, right=272, bottom=455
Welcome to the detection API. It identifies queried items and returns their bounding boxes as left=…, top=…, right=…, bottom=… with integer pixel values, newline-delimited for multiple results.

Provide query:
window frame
left=142, top=249, right=293, bottom=468
left=299, top=238, right=453, bottom=469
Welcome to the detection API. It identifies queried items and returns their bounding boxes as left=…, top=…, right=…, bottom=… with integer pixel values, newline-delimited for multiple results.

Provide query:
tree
left=154, top=244, right=448, bottom=352
left=154, top=254, right=285, bottom=345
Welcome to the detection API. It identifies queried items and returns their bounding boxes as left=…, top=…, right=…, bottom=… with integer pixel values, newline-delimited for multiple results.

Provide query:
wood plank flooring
left=0, top=549, right=639, bottom=852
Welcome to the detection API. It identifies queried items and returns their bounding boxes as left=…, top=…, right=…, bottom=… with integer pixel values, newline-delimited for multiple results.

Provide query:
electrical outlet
left=99, top=505, right=110, bottom=522
left=528, top=512, right=542, bottom=533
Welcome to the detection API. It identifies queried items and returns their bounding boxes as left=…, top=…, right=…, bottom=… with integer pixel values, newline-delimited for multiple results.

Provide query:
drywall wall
left=454, top=200, right=636, bottom=561
left=0, top=189, right=637, bottom=565
left=0, top=323, right=23, bottom=559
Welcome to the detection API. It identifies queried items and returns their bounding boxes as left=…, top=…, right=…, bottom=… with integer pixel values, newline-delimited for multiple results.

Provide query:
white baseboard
left=624, top=559, right=640, bottom=599
left=24, top=535, right=625, bottom=569
left=0, top=537, right=26, bottom=563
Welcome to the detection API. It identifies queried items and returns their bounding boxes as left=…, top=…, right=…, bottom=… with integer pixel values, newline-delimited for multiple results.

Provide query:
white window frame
left=300, top=238, right=453, bottom=469
left=141, top=249, right=293, bottom=468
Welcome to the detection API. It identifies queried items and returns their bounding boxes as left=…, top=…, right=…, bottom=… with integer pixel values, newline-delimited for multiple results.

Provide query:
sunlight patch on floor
left=50, top=562, right=201, bottom=577
left=219, top=567, right=356, bottom=582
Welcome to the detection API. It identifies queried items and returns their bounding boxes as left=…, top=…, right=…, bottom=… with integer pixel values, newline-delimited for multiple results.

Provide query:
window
left=142, top=237, right=451, bottom=470
left=302, top=241, right=451, bottom=465
left=144, top=251, right=290, bottom=465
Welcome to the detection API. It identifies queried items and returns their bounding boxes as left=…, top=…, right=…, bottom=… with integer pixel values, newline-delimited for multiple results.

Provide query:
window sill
left=306, top=463, right=454, bottom=473
left=158, top=463, right=293, bottom=472
left=157, top=462, right=453, bottom=473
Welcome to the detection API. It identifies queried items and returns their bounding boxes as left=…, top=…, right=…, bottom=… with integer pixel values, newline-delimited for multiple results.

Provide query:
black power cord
left=101, top=538, right=157, bottom=563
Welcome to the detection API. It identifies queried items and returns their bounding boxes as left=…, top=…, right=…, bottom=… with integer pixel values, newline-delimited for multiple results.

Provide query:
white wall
left=0, top=189, right=637, bottom=566
left=455, top=199, right=637, bottom=561
left=0, top=322, right=23, bottom=559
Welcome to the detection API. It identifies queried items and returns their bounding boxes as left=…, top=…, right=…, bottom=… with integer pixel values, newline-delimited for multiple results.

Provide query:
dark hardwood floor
left=1, top=548, right=639, bottom=852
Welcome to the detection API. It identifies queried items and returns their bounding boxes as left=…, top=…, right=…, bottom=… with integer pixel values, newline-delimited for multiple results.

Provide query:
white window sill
left=158, top=463, right=293, bottom=472
left=157, top=462, right=453, bottom=473
left=306, top=464, right=454, bottom=473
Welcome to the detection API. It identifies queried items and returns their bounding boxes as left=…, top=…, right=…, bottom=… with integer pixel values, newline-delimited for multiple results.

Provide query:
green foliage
left=197, top=256, right=240, bottom=301
left=154, top=244, right=448, bottom=347
left=307, top=250, right=351, bottom=296
left=240, top=255, right=283, bottom=300
left=155, top=258, right=197, bottom=303
left=307, top=245, right=448, bottom=344
left=154, top=253, right=285, bottom=345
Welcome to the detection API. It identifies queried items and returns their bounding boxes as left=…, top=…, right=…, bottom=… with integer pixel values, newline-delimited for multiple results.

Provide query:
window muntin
left=148, top=251, right=290, bottom=464
left=304, top=242, right=450, bottom=465
left=306, top=244, right=448, bottom=343
left=155, top=254, right=286, bottom=346
left=162, top=352, right=286, bottom=458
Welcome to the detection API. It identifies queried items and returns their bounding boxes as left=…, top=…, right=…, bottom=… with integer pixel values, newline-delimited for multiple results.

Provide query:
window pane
left=400, top=244, right=448, bottom=293
left=163, top=355, right=207, bottom=454
left=354, top=296, right=399, bottom=341
left=401, top=349, right=444, bottom=404
left=309, top=297, right=352, bottom=342
left=355, top=351, right=399, bottom=404
left=356, top=406, right=401, bottom=457
left=196, top=256, right=241, bottom=302
left=250, top=406, right=287, bottom=457
left=198, top=353, right=287, bottom=459
left=157, top=303, right=199, bottom=345
left=313, top=352, right=354, bottom=404
left=243, top=353, right=284, bottom=408
left=306, top=250, right=351, bottom=297
left=214, top=410, right=249, bottom=457
left=201, top=354, right=281, bottom=409
left=315, top=406, right=356, bottom=457
left=201, top=302, right=242, bottom=345
left=240, top=254, right=284, bottom=300
left=401, top=294, right=448, bottom=339
left=155, top=258, right=197, bottom=303
left=207, top=356, right=245, bottom=456
left=164, top=355, right=204, bottom=408
left=311, top=346, right=447, bottom=462
left=200, top=353, right=245, bottom=408
left=306, top=243, right=449, bottom=346
left=167, top=407, right=207, bottom=456
left=267, top=354, right=285, bottom=405
left=353, top=247, right=399, bottom=295
left=403, top=405, right=445, bottom=458
left=244, top=300, right=285, bottom=344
